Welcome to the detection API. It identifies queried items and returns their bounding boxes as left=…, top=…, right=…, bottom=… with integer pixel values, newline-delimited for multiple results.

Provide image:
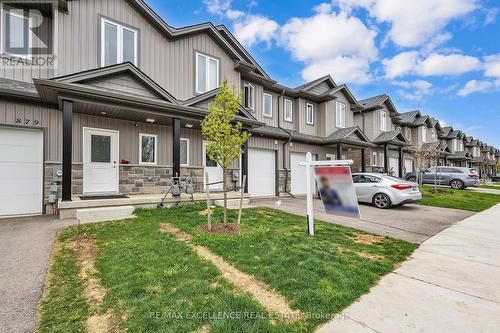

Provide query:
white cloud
left=382, top=51, right=419, bottom=79
left=416, top=53, right=482, bottom=76
left=484, top=54, right=500, bottom=78
left=336, top=0, right=478, bottom=47
left=457, top=79, right=500, bottom=97
left=280, top=10, right=378, bottom=84
left=313, top=2, right=333, bottom=14
left=392, top=80, right=433, bottom=101
left=203, top=0, right=232, bottom=15
left=226, top=9, right=244, bottom=20
left=233, top=15, right=279, bottom=47
left=302, top=56, right=372, bottom=84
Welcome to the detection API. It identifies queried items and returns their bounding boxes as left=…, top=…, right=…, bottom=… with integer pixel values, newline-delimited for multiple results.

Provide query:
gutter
left=277, top=89, right=295, bottom=198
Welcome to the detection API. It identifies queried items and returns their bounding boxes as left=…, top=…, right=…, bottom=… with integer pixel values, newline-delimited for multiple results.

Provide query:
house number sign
left=16, top=117, right=40, bottom=126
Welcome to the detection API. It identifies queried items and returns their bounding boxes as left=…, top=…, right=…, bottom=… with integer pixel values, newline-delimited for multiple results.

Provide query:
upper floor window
left=406, top=128, right=412, bottom=141
left=421, top=126, right=427, bottom=143
left=335, top=101, right=346, bottom=128
left=244, top=84, right=254, bottom=110
left=196, top=52, right=219, bottom=93
left=431, top=129, right=436, bottom=141
left=380, top=110, right=387, bottom=131
left=263, top=93, right=273, bottom=118
left=284, top=99, right=293, bottom=122
left=306, top=103, right=314, bottom=125
left=453, top=139, right=458, bottom=151
left=2, top=7, right=31, bottom=56
left=101, top=18, right=138, bottom=67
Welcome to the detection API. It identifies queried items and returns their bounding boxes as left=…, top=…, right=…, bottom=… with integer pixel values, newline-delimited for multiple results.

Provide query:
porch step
left=214, top=198, right=251, bottom=209
left=76, top=206, right=135, bottom=224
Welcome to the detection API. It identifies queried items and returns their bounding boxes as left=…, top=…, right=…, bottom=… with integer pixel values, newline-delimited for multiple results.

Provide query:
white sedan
left=352, top=173, right=422, bottom=209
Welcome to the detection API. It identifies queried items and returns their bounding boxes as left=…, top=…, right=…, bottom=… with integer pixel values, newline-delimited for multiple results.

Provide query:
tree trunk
left=223, top=168, right=228, bottom=225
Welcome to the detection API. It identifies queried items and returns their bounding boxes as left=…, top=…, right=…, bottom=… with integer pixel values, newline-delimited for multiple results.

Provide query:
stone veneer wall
left=278, top=169, right=291, bottom=194
left=43, top=163, right=205, bottom=209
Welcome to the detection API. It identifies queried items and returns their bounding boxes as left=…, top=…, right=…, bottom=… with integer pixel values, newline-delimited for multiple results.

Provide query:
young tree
left=201, top=79, right=250, bottom=225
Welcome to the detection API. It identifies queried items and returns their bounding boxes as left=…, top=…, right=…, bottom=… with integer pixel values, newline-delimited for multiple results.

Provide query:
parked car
left=403, top=167, right=479, bottom=189
left=352, top=173, right=422, bottom=209
left=488, top=173, right=500, bottom=181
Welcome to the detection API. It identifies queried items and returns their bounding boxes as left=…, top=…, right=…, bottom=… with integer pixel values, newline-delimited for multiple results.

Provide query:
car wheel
left=373, top=193, right=392, bottom=209
left=408, top=176, right=417, bottom=183
left=450, top=179, right=464, bottom=189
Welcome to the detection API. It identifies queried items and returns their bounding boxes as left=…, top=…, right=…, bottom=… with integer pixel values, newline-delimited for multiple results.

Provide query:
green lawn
left=480, top=185, right=500, bottom=190
left=418, top=186, right=500, bottom=212
left=38, top=206, right=417, bottom=332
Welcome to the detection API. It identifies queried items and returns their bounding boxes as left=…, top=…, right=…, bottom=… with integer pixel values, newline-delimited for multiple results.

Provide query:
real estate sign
left=315, top=166, right=360, bottom=219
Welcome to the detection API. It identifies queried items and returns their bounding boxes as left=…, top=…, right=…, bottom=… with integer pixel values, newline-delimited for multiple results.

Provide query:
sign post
left=300, top=152, right=354, bottom=236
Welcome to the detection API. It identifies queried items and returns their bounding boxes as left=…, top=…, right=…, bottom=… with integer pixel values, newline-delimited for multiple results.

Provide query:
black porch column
left=337, top=144, right=343, bottom=159
left=383, top=144, right=389, bottom=174
left=360, top=148, right=366, bottom=172
left=62, top=100, right=73, bottom=202
left=398, top=146, right=404, bottom=177
left=242, top=139, right=248, bottom=193
left=172, top=118, right=181, bottom=178
left=444, top=156, right=448, bottom=166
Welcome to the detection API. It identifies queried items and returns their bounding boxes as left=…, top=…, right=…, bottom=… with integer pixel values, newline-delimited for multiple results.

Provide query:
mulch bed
left=201, top=223, right=240, bottom=235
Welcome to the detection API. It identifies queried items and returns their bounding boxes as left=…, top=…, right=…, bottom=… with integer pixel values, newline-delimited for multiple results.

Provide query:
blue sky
left=146, top=0, right=500, bottom=147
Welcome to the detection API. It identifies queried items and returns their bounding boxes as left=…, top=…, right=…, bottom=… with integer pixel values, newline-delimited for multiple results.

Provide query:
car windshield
left=382, top=175, right=408, bottom=183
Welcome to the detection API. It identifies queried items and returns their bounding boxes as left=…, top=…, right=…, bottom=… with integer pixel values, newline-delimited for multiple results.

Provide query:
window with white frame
left=101, top=18, right=137, bottom=66
left=139, top=134, right=157, bottom=164
left=380, top=110, right=387, bottom=131
left=243, top=84, right=254, bottom=110
left=421, top=126, right=427, bottom=143
left=335, top=101, right=346, bottom=128
left=263, top=93, right=273, bottom=117
left=306, top=103, right=314, bottom=125
left=180, top=138, right=189, bottom=165
left=431, top=129, right=436, bottom=141
left=406, top=128, right=412, bottom=141
left=372, top=152, right=378, bottom=166
left=284, top=99, right=293, bottom=122
left=453, top=139, right=458, bottom=151
left=1, top=6, right=33, bottom=57
left=196, top=52, right=219, bottom=93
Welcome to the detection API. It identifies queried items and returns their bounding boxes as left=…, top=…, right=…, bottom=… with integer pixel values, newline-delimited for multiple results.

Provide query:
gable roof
left=422, top=142, right=452, bottom=154
left=440, top=127, right=453, bottom=138
left=372, top=130, right=410, bottom=146
left=329, top=84, right=359, bottom=105
left=294, top=75, right=337, bottom=91
left=397, top=110, right=421, bottom=124
left=358, top=94, right=398, bottom=114
left=51, top=62, right=178, bottom=104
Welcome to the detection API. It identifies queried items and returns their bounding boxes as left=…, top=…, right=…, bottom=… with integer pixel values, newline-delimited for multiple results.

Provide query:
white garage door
left=248, top=148, right=275, bottom=197
left=389, top=157, right=399, bottom=177
left=404, top=159, right=413, bottom=173
left=0, top=127, right=44, bottom=217
left=290, top=152, right=316, bottom=195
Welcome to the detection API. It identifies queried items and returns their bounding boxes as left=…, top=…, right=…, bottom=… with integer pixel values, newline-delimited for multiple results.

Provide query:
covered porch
left=372, top=130, right=411, bottom=177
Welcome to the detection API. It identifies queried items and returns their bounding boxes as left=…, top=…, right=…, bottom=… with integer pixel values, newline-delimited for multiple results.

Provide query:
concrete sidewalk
left=467, top=187, right=500, bottom=195
left=317, top=204, right=500, bottom=333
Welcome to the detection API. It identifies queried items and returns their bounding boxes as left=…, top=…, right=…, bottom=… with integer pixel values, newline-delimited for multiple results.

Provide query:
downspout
left=277, top=89, right=295, bottom=197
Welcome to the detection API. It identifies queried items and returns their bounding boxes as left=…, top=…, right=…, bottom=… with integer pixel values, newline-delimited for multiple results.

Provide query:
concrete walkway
left=317, top=204, right=500, bottom=333
left=0, top=216, right=78, bottom=333
left=467, top=187, right=500, bottom=195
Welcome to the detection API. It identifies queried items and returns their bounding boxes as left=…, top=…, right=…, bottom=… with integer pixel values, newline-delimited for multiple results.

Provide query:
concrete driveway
left=252, top=197, right=474, bottom=243
left=0, top=216, right=77, bottom=333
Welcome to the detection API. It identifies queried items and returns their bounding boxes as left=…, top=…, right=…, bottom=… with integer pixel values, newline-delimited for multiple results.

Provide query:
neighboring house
left=0, top=0, right=497, bottom=218
left=354, top=94, right=410, bottom=177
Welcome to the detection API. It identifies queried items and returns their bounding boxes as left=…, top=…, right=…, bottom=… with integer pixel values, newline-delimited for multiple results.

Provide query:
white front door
left=83, top=128, right=119, bottom=194
left=203, top=142, right=224, bottom=190
left=290, top=152, right=316, bottom=195
left=0, top=127, right=43, bottom=217
left=404, top=159, right=413, bottom=173
left=248, top=148, right=275, bottom=197
left=389, top=157, right=399, bottom=177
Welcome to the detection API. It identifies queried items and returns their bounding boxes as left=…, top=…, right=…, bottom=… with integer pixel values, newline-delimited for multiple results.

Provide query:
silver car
left=352, top=173, right=422, bottom=209
left=404, top=167, right=480, bottom=189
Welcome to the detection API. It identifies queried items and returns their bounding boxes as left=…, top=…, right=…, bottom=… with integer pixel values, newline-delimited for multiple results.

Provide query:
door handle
left=371, top=185, right=379, bottom=187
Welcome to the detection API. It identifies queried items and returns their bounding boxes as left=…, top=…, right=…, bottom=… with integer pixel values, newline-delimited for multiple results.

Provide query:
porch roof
left=372, top=130, right=411, bottom=147
left=448, top=151, right=472, bottom=160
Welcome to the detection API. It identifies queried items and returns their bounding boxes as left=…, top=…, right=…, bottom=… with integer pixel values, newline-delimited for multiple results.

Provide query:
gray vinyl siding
left=280, top=96, right=297, bottom=131
left=307, top=81, right=331, bottom=95
left=325, top=91, right=355, bottom=137
left=297, top=98, right=319, bottom=136
left=242, top=80, right=278, bottom=127
left=84, top=73, right=162, bottom=99
left=53, top=0, right=240, bottom=100
left=248, top=136, right=282, bottom=168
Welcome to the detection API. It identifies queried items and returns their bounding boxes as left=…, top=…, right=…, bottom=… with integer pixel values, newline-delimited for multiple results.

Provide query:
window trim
left=335, top=101, right=346, bottom=128
left=1, top=6, right=34, bottom=59
left=180, top=137, right=190, bottom=166
left=306, top=103, right=314, bottom=125
left=406, top=127, right=412, bottom=141
left=139, top=133, right=157, bottom=165
left=263, top=92, right=273, bottom=118
left=100, top=17, right=138, bottom=67
left=244, top=83, right=255, bottom=110
left=421, top=126, right=427, bottom=143
left=380, top=109, right=387, bottom=132
left=195, top=52, right=219, bottom=94
left=284, top=98, right=293, bottom=122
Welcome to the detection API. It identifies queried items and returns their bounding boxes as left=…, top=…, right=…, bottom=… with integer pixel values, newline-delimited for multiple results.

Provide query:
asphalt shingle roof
left=0, top=77, right=37, bottom=94
left=397, top=110, right=420, bottom=124
left=358, top=94, right=388, bottom=109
